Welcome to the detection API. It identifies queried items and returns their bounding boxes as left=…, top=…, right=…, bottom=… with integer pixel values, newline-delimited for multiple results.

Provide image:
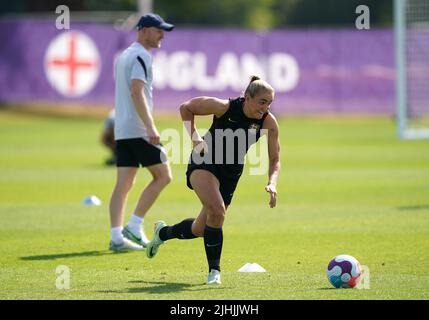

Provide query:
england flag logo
left=44, top=31, right=101, bottom=97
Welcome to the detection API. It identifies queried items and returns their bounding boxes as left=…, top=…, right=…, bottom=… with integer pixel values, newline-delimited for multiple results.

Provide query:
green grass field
left=1, top=108, right=429, bottom=300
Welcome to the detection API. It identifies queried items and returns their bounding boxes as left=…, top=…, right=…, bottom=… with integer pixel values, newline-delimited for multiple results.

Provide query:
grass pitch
left=0, top=108, right=428, bottom=300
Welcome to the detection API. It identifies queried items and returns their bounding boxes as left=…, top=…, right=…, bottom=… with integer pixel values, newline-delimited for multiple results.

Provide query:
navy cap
left=136, top=13, right=174, bottom=31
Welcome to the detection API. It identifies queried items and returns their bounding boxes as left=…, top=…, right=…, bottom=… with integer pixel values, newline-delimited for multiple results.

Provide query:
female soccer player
left=146, top=76, right=281, bottom=284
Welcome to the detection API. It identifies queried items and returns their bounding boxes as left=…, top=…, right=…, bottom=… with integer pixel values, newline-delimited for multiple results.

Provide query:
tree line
left=1, top=0, right=393, bottom=29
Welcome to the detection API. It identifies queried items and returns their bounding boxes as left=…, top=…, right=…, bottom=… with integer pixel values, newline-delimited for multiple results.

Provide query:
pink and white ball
left=326, top=254, right=361, bottom=288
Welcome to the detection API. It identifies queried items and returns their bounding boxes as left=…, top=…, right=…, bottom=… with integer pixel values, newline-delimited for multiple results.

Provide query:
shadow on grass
left=397, top=205, right=429, bottom=211
left=20, top=250, right=116, bottom=261
left=99, top=280, right=222, bottom=295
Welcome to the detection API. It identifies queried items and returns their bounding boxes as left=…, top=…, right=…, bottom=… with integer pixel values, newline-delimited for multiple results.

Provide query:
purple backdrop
left=0, top=20, right=396, bottom=114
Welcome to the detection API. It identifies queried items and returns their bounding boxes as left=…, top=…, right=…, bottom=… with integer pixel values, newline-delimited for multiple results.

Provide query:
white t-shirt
left=114, top=42, right=153, bottom=140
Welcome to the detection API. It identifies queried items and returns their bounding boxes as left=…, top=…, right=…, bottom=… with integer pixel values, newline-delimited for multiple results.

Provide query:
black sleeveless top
left=200, top=97, right=268, bottom=177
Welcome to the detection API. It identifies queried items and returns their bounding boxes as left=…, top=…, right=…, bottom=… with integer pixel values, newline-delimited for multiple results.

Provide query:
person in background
left=101, top=109, right=116, bottom=166
left=108, top=13, right=174, bottom=252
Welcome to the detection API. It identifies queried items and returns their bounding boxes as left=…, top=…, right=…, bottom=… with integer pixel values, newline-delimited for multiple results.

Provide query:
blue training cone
left=82, top=195, right=102, bottom=206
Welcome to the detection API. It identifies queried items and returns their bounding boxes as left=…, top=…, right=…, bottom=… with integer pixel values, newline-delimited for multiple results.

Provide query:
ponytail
left=244, top=75, right=274, bottom=98
left=249, top=75, right=260, bottom=83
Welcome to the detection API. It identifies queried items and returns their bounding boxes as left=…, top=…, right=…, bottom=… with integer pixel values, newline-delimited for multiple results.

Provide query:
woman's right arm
left=180, top=96, right=229, bottom=147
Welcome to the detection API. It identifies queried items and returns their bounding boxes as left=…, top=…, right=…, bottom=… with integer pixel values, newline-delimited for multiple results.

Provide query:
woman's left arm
left=263, top=113, right=281, bottom=208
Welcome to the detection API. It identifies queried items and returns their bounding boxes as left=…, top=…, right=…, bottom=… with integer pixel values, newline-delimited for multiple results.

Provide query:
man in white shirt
left=109, top=13, right=174, bottom=251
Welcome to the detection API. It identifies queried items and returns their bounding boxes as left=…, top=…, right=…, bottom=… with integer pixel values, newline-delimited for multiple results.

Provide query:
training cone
left=238, top=263, right=266, bottom=272
left=82, top=195, right=102, bottom=206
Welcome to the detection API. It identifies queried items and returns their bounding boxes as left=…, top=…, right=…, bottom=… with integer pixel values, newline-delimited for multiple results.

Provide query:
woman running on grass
left=146, top=75, right=281, bottom=285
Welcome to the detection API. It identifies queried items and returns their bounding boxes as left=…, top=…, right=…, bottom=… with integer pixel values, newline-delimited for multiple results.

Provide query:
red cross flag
left=44, top=31, right=101, bottom=97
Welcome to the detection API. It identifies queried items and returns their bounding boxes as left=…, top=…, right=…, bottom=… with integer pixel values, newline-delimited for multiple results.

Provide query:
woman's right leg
left=156, top=169, right=225, bottom=240
left=189, top=170, right=225, bottom=283
left=190, top=170, right=226, bottom=235
left=147, top=169, right=225, bottom=283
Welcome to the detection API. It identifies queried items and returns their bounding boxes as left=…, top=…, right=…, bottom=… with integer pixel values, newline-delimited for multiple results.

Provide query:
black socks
left=158, top=220, right=223, bottom=272
left=203, top=225, right=223, bottom=272
left=159, top=218, right=197, bottom=241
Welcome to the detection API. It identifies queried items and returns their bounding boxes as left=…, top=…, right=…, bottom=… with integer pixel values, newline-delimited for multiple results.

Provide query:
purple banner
left=0, top=20, right=395, bottom=114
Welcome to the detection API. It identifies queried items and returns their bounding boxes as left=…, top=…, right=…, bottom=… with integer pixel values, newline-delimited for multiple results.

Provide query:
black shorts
left=186, top=152, right=243, bottom=206
left=116, top=138, right=167, bottom=167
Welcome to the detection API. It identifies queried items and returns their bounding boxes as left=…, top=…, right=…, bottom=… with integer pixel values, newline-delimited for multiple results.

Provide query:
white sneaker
left=122, top=225, right=150, bottom=247
left=146, top=221, right=167, bottom=259
left=207, top=269, right=221, bottom=285
left=109, top=238, right=144, bottom=252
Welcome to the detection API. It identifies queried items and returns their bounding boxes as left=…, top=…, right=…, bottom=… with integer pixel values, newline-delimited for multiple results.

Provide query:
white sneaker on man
left=146, top=221, right=167, bottom=258
left=122, top=225, right=150, bottom=247
left=109, top=237, right=143, bottom=252
left=207, top=269, right=221, bottom=285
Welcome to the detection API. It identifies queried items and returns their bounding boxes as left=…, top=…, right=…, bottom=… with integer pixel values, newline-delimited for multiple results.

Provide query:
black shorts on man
left=116, top=138, right=167, bottom=167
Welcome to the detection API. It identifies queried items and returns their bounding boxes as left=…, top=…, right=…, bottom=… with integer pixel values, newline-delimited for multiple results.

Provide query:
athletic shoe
left=109, top=238, right=143, bottom=252
left=146, top=220, right=167, bottom=259
left=122, top=225, right=150, bottom=248
left=207, top=269, right=221, bottom=285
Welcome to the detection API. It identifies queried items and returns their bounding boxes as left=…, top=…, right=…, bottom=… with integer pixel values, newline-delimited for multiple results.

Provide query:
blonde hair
left=244, top=75, right=274, bottom=98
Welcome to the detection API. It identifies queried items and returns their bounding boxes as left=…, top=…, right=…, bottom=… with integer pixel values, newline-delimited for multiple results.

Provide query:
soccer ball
left=326, top=254, right=361, bottom=288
